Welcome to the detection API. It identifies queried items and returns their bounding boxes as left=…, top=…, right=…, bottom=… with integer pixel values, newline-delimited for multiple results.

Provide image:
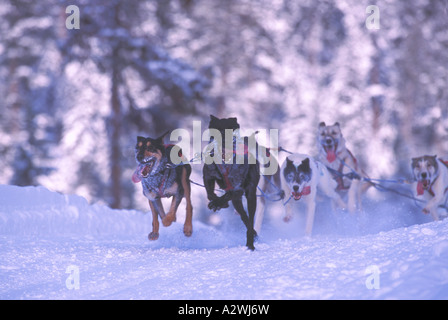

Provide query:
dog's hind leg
left=245, top=188, right=258, bottom=250
left=245, top=165, right=260, bottom=250
left=347, top=179, right=360, bottom=213
left=356, top=180, right=363, bottom=212
left=318, top=168, right=346, bottom=211
left=181, top=166, right=193, bottom=237
left=254, top=179, right=266, bottom=235
left=304, top=195, right=316, bottom=237
left=429, top=208, right=440, bottom=221
left=232, top=195, right=255, bottom=251
left=148, top=199, right=165, bottom=241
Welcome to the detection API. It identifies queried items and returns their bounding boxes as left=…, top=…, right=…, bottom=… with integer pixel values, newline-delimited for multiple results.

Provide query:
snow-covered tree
left=1, top=0, right=446, bottom=209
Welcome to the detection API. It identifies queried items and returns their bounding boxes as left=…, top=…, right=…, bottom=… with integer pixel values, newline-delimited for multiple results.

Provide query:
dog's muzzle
left=321, top=137, right=338, bottom=163
left=132, top=158, right=156, bottom=183
left=291, top=186, right=311, bottom=200
left=416, top=178, right=431, bottom=195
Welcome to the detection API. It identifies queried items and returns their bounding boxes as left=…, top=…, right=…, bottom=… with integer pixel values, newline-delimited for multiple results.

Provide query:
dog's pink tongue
left=416, top=181, right=425, bottom=195
left=132, top=168, right=142, bottom=183
left=326, top=150, right=337, bottom=163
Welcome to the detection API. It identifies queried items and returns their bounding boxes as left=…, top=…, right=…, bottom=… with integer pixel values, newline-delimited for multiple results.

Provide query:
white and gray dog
left=281, top=154, right=346, bottom=236
left=317, top=122, right=369, bottom=212
left=411, top=155, right=448, bottom=221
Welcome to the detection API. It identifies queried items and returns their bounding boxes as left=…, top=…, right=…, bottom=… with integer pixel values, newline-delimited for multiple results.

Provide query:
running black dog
left=132, top=132, right=193, bottom=240
left=203, top=115, right=260, bottom=250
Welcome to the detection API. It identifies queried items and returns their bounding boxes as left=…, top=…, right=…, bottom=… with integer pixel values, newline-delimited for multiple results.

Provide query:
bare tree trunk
left=369, top=35, right=382, bottom=135
left=110, top=4, right=122, bottom=209
left=110, top=45, right=122, bottom=209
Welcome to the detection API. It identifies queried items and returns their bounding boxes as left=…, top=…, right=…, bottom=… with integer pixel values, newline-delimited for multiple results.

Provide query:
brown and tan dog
left=132, top=132, right=193, bottom=240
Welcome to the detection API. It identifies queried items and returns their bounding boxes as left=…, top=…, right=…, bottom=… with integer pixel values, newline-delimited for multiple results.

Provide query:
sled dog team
left=133, top=115, right=448, bottom=250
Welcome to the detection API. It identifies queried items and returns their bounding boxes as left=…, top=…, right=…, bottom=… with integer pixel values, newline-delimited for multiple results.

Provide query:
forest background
left=1, top=0, right=447, bottom=218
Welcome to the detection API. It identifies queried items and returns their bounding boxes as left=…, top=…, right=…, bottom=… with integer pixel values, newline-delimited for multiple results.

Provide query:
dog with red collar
left=317, top=121, right=366, bottom=213
left=281, top=154, right=346, bottom=236
left=411, top=155, right=448, bottom=221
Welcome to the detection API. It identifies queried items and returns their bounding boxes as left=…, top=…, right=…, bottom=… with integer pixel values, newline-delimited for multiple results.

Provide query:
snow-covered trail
left=1, top=185, right=448, bottom=299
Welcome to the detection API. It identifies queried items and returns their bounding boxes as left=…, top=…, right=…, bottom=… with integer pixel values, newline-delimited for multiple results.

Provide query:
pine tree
left=0, top=0, right=60, bottom=186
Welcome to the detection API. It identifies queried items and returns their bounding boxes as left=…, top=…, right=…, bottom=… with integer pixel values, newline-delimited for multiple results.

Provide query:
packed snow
left=1, top=184, right=447, bottom=300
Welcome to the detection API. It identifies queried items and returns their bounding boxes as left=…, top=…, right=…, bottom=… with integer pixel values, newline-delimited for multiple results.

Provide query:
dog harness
left=155, top=169, right=170, bottom=197
left=216, top=164, right=233, bottom=191
left=132, top=144, right=186, bottom=198
left=329, top=150, right=359, bottom=191
left=215, top=145, right=252, bottom=192
left=133, top=164, right=174, bottom=198
left=417, top=178, right=448, bottom=197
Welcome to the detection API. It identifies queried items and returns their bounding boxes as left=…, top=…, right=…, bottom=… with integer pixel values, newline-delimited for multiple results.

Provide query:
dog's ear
left=302, top=157, right=310, bottom=167
left=411, top=157, right=420, bottom=167
left=427, top=155, right=438, bottom=168
left=319, top=122, right=326, bottom=128
left=156, top=130, right=170, bottom=142
left=299, top=158, right=311, bottom=173
left=286, top=157, right=294, bottom=168
left=334, top=122, right=340, bottom=127
left=432, top=156, right=439, bottom=169
left=229, top=117, right=240, bottom=129
left=209, top=115, right=219, bottom=128
left=137, top=136, right=146, bottom=143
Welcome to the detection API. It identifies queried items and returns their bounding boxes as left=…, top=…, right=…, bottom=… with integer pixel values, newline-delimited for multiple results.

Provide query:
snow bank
left=1, top=185, right=448, bottom=300
left=0, top=185, right=148, bottom=236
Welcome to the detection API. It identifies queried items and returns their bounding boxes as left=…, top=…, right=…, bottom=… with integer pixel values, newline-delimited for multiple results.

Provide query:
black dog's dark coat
left=203, top=115, right=260, bottom=250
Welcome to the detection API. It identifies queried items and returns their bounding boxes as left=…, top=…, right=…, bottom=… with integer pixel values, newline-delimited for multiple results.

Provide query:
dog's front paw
left=183, top=224, right=193, bottom=237
left=207, top=200, right=218, bottom=211
left=246, top=229, right=257, bottom=251
left=208, top=198, right=229, bottom=212
left=278, top=190, right=285, bottom=200
left=162, top=213, right=175, bottom=227
left=148, top=232, right=159, bottom=241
